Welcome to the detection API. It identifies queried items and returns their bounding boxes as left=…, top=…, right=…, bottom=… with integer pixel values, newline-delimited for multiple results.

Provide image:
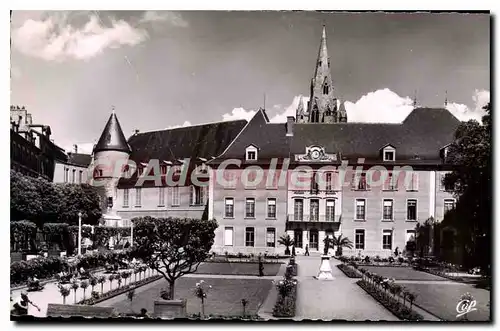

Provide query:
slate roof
left=66, top=153, right=92, bottom=167
left=126, top=119, right=248, bottom=163
left=94, top=113, right=132, bottom=154
left=210, top=107, right=461, bottom=165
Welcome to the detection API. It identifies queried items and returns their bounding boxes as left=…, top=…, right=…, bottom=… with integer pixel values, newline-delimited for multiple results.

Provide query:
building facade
left=53, top=145, right=92, bottom=184
left=10, top=105, right=67, bottom=181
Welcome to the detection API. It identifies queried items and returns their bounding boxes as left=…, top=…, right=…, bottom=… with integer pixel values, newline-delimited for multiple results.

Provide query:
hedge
left=337, top=263, right=361, bottom=278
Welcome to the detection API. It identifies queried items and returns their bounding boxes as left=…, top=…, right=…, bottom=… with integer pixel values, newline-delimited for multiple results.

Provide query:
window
left=171, top=186, right=180, bottom=206
left=407, top=172, right=419, bottom=191
left=294, top=199, right=303, bottom=221
left=135, top=188, right=141, bottom=207
left=355, top=199, right=366, bottom=220
left=72, top=169, right=76, bottom=183
left=310, top=172, right=319, bottom=193
left=326, top=200, right=335, bottom=221
left=383, top=148, right=395, bottom=161
left=245, top=198, right=255, bottom=218
left=444, top=199, right=456, bottom=215
left=384, top=173, right=397, bottom=191
left=323, top=83, right=329, bottom=95
left=123, top=188, right=129, bottom=207
left=64, top=168, right=69, bottom=182
left=225, top=198, right=234, bottom=218
left=294, top=229, right=303, bottom=248
left=309, top=230, right=319, bottom=249
left=190, top=186, right=204, bottom=205
left=267, top=198, right=276, bottom=218
left=159, top=187, right=165, bottom=206
left=441, top=173, right=455, bottom=192
left=325, top=172, right=333, bottom=192
left=79, top=170, right=83, bottom=183
left=245, top=227, right=255, bottom=247
left=383, top=199, right=393, bottom=220
left=310, top=199, right=319, bottom=221
left=246, top=145, right=258, bottom=161
left=406, top=230, right=416, bottom=243
left=358, top=173, right=368, bottom=190
left=407, top=199, right=417, bottom=220
left=355, top=230, right=365, bottom=250
left=383, top=230, right=393, bottom=250
left=224, top=227, right=233, bottom=246
left=266, top=228, right=276, bottom=247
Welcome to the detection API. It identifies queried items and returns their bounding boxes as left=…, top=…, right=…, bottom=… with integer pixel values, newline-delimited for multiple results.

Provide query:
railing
left=292, top=189, right=338, bottom=195
left=287, top=214, right=340, bottom=222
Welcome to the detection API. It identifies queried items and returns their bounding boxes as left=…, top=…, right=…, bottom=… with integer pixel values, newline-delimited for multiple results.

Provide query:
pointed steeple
left=94, top=112, right=131, bottom=154
left=296, top=96, right=307, bottom=123
left=314, top=25, right=330, bottom=78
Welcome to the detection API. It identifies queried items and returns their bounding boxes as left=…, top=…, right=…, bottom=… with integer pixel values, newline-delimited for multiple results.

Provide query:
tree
left=443, top=102, right=491, bottom=272
left=98, top=276, right=106, bottom=293
left=80, top=280, right=89, bottom=300
left=131, top=216, right=218, bottom=300
left=10, top=170, right=43, bottom=222
left=56, top=183, right=102, bottom=226
left=277, top=234, right=294, bottom=255
left=59, top=285, right=70, bottom=304
left=332, top=234, right=353, bottom=256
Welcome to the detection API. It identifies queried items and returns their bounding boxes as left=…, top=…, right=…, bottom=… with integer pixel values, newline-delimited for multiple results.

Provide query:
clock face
left=311, top=150, right=320, bottom=159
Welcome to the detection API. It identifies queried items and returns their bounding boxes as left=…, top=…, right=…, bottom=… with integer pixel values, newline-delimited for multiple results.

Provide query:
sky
left=10, top=11, right=490, bottom=154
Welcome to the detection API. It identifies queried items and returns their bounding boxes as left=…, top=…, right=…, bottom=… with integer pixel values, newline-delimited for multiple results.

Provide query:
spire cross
left=111, top=105, right=116, bottom=114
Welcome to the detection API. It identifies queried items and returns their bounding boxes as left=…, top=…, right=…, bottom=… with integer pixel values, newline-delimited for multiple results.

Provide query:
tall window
left=72, top=169, right=76, bottom=183
left=407, top=199, right=417, bottom=220
left=135, top=188, right=141, bottom=207
left=225, top=198, right=234, bottom=218
left=383, top=199, right=393, bottom=220
left=383, top=230, right=393, bottom=250
left=224, top=227, right=233, bottom=246
left=444, top=199, right=456, bottom=215
left=355, top=230, right=365, bottom=250
left=325, top=172, right=333, bottom=192
left=171, top=186, right=180, bottom=206
left=123, top=188, right=129, bottom=207
left=294, top=229, right=303, bottom=248
left=323, top=83, right=329, bottom=95
left=245, top=227, right=255, bottom=247
left=79, top=170, right=83, bottom=183
left=384, top=173, right=397, bottom=191
left=310, top=172, right=319, bottom=193
left=245, top=198, right=255, bottom=218
left=159, top=187, right=165, bottom=206
left=267, top=198, right=276, bottom=218
left=190, top=186, right=204, bottom=205
left=64, top=168, right=69, bottom=182
left=266, top=228, right=276, bottom=247
left=310, top=199, right=319, bottom=221
left=355, top=199, right=366, bottom=220
left=358, top=173, right=368, bottom=190
left=326, top=200, right=335, bottom=221
left=407, top=172, right=419, bottom=191
left=294, top=199, right=303, bottom=221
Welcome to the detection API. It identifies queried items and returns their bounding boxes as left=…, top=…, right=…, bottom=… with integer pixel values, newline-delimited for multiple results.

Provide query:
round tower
left=91, top=111, right=131, bottom=225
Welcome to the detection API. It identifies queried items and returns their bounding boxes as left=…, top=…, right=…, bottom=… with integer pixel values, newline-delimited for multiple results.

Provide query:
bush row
left=10, top=249, right=135, bottom=287
left=337, top=264, right=361, bottom=278
left=338, top=255, right=411, bottom=265
left=355, top=268, right=422, bottom=321
left=272, top=257, right=298, bottom=317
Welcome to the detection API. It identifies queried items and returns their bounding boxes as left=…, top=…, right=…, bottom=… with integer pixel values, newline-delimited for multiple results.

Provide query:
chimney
left=286, top=116, right=295, bottom=136
left=73, top=144, right=78, bottom=154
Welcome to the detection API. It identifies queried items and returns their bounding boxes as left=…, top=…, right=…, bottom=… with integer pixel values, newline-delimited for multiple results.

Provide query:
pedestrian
left=11, top=291, right=40, bottom=316
left=258, top=256, right=264, bottom=277
left=305, top=244, right=310, bottom=256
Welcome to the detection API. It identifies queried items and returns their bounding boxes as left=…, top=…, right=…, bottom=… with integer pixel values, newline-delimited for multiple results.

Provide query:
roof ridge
left=132, top=119, right=248, bottom=136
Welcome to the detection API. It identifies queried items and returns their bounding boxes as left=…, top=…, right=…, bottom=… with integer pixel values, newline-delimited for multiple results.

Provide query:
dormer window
left=245, top=145, right=258, bottom=161
left=382, top=145, right=396, bottom=162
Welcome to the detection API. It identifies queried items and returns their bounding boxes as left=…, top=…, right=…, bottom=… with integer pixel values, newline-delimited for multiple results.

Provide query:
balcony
left=287, top=214, right=341, bottom=223
left=291, top=189, right=338, bottom=196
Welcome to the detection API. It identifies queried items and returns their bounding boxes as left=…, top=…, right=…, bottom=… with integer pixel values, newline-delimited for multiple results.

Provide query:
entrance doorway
left=309, top=229, right=319, bottom=250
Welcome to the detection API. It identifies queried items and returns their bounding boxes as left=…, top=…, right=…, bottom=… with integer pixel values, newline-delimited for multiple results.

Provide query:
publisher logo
left=456, top=298, right=477, bottom=319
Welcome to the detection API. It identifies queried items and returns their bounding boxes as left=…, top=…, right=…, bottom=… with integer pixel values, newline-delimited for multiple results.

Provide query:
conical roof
left=94, top=113, right=131, bottom=154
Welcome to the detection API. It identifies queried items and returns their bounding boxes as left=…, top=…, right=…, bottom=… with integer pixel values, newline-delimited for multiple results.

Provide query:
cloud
left=139, top=11, right=188, bottom=27
left=166, top=120, right=192, bottom=129
left=11, top=11, right=188, bottom=61
left=446, top=89, right=490, bottom=122
left=269, top=95, right=309, bottom=123
left=222, top=107, right=257, bottom=122
left=344, top=88, right=414, bottom=123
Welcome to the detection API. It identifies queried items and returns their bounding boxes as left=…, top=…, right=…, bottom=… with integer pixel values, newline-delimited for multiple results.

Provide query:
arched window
left=323, top=83, right=329, bottom=95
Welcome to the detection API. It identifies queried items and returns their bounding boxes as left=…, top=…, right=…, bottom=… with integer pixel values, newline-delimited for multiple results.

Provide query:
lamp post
left=78, top=212, right=82, bottom=256
left=130, top=221, right=134, bottom=247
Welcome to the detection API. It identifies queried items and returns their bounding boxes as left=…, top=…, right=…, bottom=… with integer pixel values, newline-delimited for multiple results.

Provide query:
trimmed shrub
left=272, top=279, right=298, bottom=317
left=337, top=264, right=361, bottom=278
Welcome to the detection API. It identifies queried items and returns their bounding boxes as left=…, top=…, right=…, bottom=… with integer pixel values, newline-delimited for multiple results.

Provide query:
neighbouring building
left=10, top=105, right=67, bottom=181
left=53, top=145, right=92, bottom=184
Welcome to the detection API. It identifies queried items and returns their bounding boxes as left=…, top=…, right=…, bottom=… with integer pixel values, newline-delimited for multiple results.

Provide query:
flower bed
left=272, top=258, right=298, bottom=318
left=337, top=264, right=361, bottom=278
left=10, top=249, right=135, bottom=287
left=338, top=255, right=411, bottom=267
left=77, top=274, right=162, bottom=305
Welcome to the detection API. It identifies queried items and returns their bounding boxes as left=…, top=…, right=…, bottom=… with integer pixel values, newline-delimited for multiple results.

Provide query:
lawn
left=401, top=282, right=491, bottom=321
left=106, top=277, right=273, bottom=317
left=195, top=262, right=281, bottom=276
left=363, top=266, right=447, bottom=281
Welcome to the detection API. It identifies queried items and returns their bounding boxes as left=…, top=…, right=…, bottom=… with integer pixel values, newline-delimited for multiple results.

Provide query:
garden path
left=293, top=256, right=399, bottom=321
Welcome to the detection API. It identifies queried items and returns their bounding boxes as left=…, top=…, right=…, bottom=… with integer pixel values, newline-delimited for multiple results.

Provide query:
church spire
left=94, top=112, right=131, bottom=154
